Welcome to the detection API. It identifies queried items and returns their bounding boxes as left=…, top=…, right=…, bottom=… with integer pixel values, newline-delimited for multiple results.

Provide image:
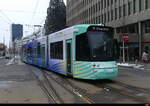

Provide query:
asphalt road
left=0, top=58, right=147, bottom=104
left=113, top=67, right=150, bottom=89
left=31, top=65, right=141, bottom=104
left=0, top=58, right=49, bottom=103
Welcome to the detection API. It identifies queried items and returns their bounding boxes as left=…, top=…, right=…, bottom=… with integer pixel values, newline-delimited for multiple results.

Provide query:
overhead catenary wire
left=0, top=10, right=13, bottom=46
left=0, top=10, right=13, bottom=23
left=0, top=11, right=12, bottom=42
left=40, top=18, right=46, bottom=25
left=30, top=0, right=40, bottom=25
left=0, top=9, right=46, bottom=14
left=0, top=15, right=11, bottom=24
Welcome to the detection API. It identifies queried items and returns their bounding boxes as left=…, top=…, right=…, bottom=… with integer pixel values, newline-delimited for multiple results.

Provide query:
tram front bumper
left=93, top=68, right=118, bottom=79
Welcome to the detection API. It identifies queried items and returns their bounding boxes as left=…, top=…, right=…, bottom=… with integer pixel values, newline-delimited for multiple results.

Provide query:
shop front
left=117, top=33, right=139, bottom=62
left=143, top=43, right=150, bottom=55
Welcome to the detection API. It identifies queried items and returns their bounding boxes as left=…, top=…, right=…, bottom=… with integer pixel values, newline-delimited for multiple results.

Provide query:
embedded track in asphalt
left=31, top=65, right=150, bottom=104
left=44, top=70, right=95, bottom=104
left=102, top=79, right=150, bottom=103
left=45, top=71, right=150, bottom=103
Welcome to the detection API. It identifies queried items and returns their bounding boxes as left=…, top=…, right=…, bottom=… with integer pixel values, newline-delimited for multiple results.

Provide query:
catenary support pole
left=138, top=22, right=142, bottom=60
left=123, top=41, right=125, bottom=63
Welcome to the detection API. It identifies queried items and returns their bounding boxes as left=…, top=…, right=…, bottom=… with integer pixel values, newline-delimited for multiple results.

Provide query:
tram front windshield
left=76, top=31, right=115, bottom=61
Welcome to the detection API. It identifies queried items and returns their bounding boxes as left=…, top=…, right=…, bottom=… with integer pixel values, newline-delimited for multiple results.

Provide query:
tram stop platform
left=114, top=62, right=150, bottom=90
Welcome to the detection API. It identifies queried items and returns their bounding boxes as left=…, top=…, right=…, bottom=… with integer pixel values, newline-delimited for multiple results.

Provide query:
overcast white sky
left=0, top=0, right=66, bottom=47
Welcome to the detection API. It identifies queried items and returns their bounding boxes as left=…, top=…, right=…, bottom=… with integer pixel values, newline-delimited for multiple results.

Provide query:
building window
left=116, top=27, right=121, bottom=33
left=107, top=0, right=110, bottom=7
left=111, top=9, right=113, bottom=21
left=133, top=0, right=136, bottom=13
left=145, top=22, right=150, bottom=33
left=98, top=1, right=101, bottom=11
left=123, top=26, right=128, bottom=33
left=123, top=4, right=127, bottom=16
left=50, top=41, right=63, bottom=59
left=99, top=16, right=101, bottom=23
left=139, top=0, right=144, bottom=11
left=115, top=8, right=117, bottom=19
left=128, top=24, right=138, bottom=33
left=128, top=2, right=132, bottom=15
left=119, top=6, right=122, bottom=18
left=111, top=0, right=113, bottom=4
left=101, top=0, right=104, bottom=9
left=108, top=11, right=110, bottom=22
left=145, top=0, right=150, bottom=9
left=133, top=0, right=138, bottom=13
left=101, top=14, right=104, bottom=23
left=104, top=0, right=107, bottom=8
left=104, top=13, right=106, bottom=23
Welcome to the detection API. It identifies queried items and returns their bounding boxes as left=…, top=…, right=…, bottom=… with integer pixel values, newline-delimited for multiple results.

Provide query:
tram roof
left=48, top=24, right=105, bottom=38
left=73, top=24, right=104, bottom=35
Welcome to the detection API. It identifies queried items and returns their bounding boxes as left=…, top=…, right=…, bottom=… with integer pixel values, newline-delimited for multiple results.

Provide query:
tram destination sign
left=88, top=26, right=113, bottom=32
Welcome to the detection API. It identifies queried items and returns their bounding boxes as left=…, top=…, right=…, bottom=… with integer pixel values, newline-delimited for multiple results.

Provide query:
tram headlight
left=93, top=65, right=96, bottom=67
left=93, top=69, right=100, bottom=72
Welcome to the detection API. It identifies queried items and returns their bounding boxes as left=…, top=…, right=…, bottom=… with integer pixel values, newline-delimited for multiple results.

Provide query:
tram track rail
left=37, top=79, right=58, bottom=104
left=30, top=65, right=63, bottom=104
left=97, top=79, right=150, bottom=103
left=38, top=68, right=64, bottom=104
left=44, top=71, right=95, bottom=104
left=31, top=64, right=150, bottom=104
left=29, top=64, right=95, bottom=104
left=44, top=70, right=150, bottom=104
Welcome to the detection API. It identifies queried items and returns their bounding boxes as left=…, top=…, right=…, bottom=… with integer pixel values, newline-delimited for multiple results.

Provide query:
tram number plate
left=106, top=69, right=114, bottom=73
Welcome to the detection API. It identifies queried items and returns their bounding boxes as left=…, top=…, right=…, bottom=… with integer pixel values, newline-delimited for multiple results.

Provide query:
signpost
left=122, top=34, right=129, bottom=63
left=122, top=34, right=129, bottom=43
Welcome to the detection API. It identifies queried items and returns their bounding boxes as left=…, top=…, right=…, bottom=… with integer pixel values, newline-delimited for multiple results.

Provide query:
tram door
left=66, top=40, right=72, bottom=76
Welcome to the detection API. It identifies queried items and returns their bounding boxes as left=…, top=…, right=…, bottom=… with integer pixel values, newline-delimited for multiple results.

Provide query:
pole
left=123, top=41, right=125, bottom=63
left=14, top=42, right=16, bottom=63
left=138, top=22, right=142, bottom=60
left=3, top=35, right=5, bottom=56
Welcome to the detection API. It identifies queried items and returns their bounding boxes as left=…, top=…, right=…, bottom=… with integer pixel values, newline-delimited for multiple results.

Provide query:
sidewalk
left=0, top=58, right=49, bottom=103
left=117, top=61, right=150, bottom=70
left=114, top=61, right=150, bottom=90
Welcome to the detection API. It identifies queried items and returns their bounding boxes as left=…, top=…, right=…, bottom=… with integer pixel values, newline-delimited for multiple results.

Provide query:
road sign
left=122, top=34, right=129, bottom=43
left=121, top=34, right=129, bottom=63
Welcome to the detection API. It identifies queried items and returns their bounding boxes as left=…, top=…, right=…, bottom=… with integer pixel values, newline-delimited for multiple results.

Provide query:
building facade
left=11, top=24, right=23, bottom=42
left=67, top=0, right=150, bottom=61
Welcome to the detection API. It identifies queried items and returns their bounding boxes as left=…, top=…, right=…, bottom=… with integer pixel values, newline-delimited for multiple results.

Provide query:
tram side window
left=50, top=41, right=63, bottom=60
left=37, top=43, right=41, bottom=57
left=41, top=45, right=45, bottom=59
left=21, top=48, right=24, bottom=56
left=27, top=47, right=32, bottom=56
left=25, top=48, right=26, bottom=56
left=33, top=47, right=37, bottom=58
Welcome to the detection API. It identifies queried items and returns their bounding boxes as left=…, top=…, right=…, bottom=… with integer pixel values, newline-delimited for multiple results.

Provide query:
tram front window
left=76, top=31, right=115, bottom=61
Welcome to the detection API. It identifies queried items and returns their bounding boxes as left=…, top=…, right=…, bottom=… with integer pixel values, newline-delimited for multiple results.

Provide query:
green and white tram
left=48, top=24, right=118, bottom=80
